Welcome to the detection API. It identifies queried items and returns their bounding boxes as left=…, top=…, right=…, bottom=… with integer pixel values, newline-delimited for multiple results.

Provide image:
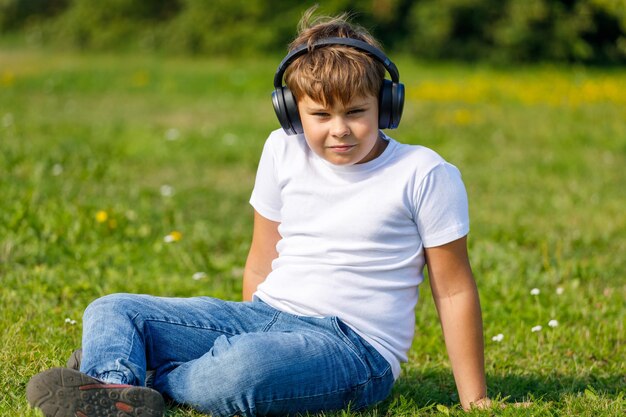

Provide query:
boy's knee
left=83, top=293, right=140, bottom=320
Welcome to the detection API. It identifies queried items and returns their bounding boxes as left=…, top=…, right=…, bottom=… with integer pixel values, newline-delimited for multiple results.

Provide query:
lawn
left=0, top=48, right=624, bottom=416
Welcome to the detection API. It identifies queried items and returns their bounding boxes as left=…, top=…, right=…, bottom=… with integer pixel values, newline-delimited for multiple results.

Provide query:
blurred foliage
left=0, top=0, right=624, bottom=64
left=0, top=0, right=68, bottom=32
left=406, top=0, right=626, bottom=63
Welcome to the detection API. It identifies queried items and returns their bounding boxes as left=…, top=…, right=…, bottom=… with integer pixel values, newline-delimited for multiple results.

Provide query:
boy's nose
left=330, top=117, right=350, bottom=137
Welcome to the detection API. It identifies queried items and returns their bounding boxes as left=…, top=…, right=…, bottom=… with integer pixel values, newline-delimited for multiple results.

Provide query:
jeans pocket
left=329, top=318, right=395, bottom=410
left=330, top=317, right=393, bottom=378
left=354, top=370, right=395, bottom=410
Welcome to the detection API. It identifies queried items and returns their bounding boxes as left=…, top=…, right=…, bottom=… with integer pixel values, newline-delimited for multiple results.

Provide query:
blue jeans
left=80, top=294, right=394, bottom=416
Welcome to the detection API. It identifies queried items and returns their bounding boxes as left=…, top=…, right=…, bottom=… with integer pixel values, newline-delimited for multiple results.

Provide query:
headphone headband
left=273, top=37, right=400, bottom=88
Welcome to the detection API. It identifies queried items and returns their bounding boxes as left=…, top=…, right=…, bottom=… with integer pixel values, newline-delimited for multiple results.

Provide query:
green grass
left=1, top=47, right=624, bottom=416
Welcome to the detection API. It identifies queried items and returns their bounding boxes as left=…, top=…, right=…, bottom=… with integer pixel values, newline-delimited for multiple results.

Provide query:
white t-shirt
left=250, top=129, right=470, bottom=379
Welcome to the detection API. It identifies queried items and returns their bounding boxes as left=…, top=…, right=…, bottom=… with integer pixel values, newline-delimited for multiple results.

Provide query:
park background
left=1, top=0, right=624, bottom=416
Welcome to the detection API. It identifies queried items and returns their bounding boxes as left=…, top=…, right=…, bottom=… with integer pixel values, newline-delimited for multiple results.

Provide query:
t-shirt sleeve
left=249, top=136, right=282, bottom=222
left=414, top=162, right=470, bottom=248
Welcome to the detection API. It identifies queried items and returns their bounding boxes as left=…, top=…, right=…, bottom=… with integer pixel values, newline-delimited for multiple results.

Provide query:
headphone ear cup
left=378, top=79, right=393, bottom=129
left=272, top=88, right=294, bottom=135
left=272, top=87, right=302, bottom=135
left=379, top=80, right=405, bottom=129
left=390, top=82, right=405, bottom=129
left=283, top=87, right=303, bottom=135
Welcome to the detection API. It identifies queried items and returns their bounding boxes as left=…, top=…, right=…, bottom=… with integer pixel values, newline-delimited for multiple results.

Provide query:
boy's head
left=284, top=10, right=385, bottom=109
left=272, top=8, right=404, bottom=136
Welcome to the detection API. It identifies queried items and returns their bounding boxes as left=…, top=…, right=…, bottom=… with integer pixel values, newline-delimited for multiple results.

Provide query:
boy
left=27, top=10, right=489, bottom=417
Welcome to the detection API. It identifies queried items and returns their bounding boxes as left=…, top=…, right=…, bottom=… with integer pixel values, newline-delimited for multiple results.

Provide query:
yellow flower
left=407, top=72, right=626, bottom=107
left=1, top=71, right=15, bottom=87
left=132, top=70, right=150, bottom=87
left=164, top=230, right=183, bottom=243
left=453, top=109, right=474, bottom=125
left=95, top=210, right=108, bottom=223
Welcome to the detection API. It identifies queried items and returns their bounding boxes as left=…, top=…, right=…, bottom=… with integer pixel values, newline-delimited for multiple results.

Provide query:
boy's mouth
left=328, top=144, right=356, bottom=152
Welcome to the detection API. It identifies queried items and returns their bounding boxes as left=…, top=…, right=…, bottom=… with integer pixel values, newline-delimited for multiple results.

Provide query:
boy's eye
left=348, top=108, right=365, bottom=115
left=313, top=112, right=330, bottom=118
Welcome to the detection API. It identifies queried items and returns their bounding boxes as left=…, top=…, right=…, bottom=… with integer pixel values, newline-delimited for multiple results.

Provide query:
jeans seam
left=255, top=384, right=359, bottom=404
left=125, top=312, right=143, bottom=384
left=261, top=310, right=281, bottom=332
left=140, top=317, right=240, bottom=337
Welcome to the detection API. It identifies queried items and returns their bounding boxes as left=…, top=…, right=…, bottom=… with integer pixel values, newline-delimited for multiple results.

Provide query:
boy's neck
left=356, top=132, right=388, bottom=165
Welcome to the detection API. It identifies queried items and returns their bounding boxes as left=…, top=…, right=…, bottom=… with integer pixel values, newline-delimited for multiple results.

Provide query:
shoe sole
left=66, top=349, right=156, bottom=388
left=26, top=368, right=164, bottom=417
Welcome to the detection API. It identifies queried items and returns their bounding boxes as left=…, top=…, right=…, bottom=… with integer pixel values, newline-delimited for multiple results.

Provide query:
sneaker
left=66, top=348, right=156, bottom=388
left=66, top=348, right=82, bottom=371
left=26, top=367, right=165, bottom=417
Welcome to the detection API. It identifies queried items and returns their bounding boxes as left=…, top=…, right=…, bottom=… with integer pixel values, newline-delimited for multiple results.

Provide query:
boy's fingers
left=471, top=399, right=532, bottom=409
left=499, top=401, right=532, bottom=409
left=468, top=398, right=492, bottom=409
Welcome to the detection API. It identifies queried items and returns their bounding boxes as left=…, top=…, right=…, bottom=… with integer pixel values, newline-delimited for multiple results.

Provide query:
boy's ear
left=272, top=86, right=303, bottom=135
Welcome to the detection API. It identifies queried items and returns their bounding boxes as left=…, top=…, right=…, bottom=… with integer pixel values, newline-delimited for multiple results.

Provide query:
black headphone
left=272, top=37, right=405, bottom=136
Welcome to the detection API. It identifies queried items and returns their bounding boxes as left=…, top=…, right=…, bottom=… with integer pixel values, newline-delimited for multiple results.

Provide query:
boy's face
left=297, top=94, right=385, bottom=166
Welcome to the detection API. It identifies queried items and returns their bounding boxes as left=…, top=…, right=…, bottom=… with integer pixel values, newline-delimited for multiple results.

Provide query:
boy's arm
left=242, top=210, right=281, bottom=301
left=425, top=236, right=489, bottom=410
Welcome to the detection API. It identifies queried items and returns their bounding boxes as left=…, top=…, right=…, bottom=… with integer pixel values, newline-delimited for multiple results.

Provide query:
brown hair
left=284, top=7, right=386, bottom=107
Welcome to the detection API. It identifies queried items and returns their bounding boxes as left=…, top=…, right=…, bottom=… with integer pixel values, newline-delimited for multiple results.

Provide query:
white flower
left=165, top=128, right=180, bottom=141
left=64, top=318, right=77, bottom=325
left=52, top=164, right=63, bottom=176
left=230, top=267, right=245, bottom=277
left=530, top=288, right=540, bottom=295
left=491, top=333, right=504, bottom=342
left=192, top=272, right=207, bottom=280
left=531, top=325, right=542, bottom=332
left=125, top=210, right=137, bottom=221
left=2, top=113, right=14, bottom=128
left=548, top=319, right=558, bottom=328
left=222, top=133, right=238, bottom=146
left=160, top=185, right=174, bottom=197
left=556, top=287, right=564, bottom=295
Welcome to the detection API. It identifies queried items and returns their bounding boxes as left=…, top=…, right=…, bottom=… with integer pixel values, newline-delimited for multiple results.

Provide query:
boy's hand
left=467, top=397, right=532, bottom=411
left=468, top=397, right=492, bottom=409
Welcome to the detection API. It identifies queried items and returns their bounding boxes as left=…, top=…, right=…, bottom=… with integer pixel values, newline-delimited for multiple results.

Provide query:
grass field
left=1, top=48, right=624, bottom=416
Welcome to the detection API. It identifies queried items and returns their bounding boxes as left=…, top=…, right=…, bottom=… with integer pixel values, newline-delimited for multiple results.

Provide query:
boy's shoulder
left=263, top=129, right=312, bottom=162
left=392, top=137, right=445, bottom=163
left=265, top=128, right=307, bottom=150
left=384, top=134, right=452, bottom=173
